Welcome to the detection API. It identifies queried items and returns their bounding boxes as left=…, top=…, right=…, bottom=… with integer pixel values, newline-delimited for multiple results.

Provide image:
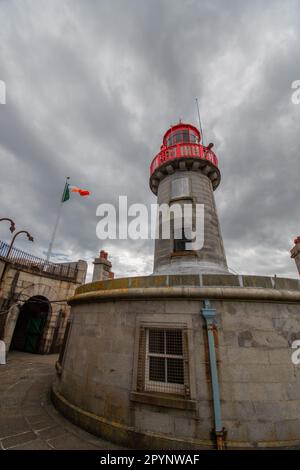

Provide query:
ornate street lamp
left=0, top=218, right=16, bottom=233
left=6, top=230, right=34, bottom=258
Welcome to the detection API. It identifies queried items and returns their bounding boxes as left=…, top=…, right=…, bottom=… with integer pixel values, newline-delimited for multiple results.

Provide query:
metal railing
left=150, top=142, right=219, bottom=176
left=0, top=240, right=78, bottom=281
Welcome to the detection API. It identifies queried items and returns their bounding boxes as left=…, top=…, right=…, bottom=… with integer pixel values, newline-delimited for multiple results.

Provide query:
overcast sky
left=0, top=0, right=299, bottom=280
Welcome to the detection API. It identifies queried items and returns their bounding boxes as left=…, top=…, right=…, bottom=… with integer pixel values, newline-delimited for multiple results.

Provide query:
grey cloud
left=0, top=0, right=299, bottom=279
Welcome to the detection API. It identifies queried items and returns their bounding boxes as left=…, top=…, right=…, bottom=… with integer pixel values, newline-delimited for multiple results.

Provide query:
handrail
left=0, top=240, right=78, bottom=281
left=150, top=143, right=218, bottom=176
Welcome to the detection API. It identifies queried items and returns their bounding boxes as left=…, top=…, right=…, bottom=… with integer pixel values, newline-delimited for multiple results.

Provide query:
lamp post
left=6, top=230, right=34, bottom=258
left=0, top=218, right=16, bottom=233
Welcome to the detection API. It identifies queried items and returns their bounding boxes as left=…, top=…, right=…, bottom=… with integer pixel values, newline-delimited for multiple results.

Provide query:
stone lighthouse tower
left=150, top=122, right=228, bottom=274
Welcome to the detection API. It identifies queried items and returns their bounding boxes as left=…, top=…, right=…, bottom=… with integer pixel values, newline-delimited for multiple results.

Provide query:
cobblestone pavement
left=0, top=351, right=124, bottom=450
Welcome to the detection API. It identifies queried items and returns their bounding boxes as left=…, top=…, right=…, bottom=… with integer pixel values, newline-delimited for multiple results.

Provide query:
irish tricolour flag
left=61, top=180, right=90, bottom=202
left=46, top=178, right=91, bottom=262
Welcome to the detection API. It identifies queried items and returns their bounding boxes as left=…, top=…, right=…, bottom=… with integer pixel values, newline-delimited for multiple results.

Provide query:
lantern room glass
left=166, top=129, right=199, bottom=146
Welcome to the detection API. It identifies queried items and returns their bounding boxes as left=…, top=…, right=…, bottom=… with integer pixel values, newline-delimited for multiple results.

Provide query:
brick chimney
left=290, top=236, right=300, bottom=276
left=92, top=250, right=114, bottom=282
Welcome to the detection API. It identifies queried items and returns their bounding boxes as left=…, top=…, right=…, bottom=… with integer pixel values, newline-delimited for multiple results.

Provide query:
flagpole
left=46, top=177, right=70, bottom=262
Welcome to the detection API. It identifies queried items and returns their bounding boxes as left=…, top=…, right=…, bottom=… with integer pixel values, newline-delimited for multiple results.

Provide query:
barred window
left=145, top=328, right=186, bottom=395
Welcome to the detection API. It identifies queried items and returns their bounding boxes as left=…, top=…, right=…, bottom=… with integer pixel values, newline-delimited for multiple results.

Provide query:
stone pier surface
left=0, top=351, right=124, bottom=450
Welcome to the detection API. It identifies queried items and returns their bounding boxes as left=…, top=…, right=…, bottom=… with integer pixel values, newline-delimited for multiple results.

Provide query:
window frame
left=132, top=316, right=196, bottom=404
left=145, top=328, right=186, bottom=395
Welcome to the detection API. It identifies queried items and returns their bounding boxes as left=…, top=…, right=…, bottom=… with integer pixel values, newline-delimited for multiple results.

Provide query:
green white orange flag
left=61, top=181, right=90, bottom=203
left=47, top=178, right=91, bottom=262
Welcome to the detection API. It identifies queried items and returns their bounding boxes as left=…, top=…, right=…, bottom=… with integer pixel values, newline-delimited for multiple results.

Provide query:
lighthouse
left=150, top=122, right=228, bottom=275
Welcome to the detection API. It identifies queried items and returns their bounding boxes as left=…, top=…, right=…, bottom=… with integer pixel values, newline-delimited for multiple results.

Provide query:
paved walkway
left=0, top=351, right=124, bottom=450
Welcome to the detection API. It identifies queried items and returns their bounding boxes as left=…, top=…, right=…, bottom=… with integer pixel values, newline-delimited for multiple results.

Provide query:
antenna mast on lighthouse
left=195, top=97, right=204, bottom=145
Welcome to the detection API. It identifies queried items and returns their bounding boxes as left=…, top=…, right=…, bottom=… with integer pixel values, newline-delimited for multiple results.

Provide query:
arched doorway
left=11, top=295, right=50, bottom=353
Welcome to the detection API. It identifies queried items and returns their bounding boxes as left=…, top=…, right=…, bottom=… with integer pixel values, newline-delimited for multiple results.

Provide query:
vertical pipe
left=201, top=299, right=226, bottom=450
left=46, top=176, right=70, bottom=262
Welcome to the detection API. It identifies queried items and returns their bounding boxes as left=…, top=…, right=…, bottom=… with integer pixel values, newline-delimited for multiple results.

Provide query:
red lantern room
left=149, top=122, right=220, bottom=195
left=163, top=122, right=201, bottom=146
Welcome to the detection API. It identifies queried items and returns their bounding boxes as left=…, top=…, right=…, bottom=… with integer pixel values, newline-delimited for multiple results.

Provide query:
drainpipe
left=201, top=299, right=226, bottom=450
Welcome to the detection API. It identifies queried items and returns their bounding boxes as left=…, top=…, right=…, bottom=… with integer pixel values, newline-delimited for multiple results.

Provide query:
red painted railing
left=150, top=143, right=218, bottom=176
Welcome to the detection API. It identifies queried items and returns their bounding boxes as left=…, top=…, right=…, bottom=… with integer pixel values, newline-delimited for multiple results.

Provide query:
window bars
left=143, top=328, right=188, bottom=395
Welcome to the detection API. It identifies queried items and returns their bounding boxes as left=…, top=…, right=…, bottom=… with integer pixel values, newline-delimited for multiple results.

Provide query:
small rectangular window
left=145, top=328, right=186, bottom=394
left=171, top=178, right=190, bottom=199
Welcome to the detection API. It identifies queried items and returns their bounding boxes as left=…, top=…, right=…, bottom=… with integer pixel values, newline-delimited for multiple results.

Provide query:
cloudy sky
left=0, top=0, right=299, bottom=280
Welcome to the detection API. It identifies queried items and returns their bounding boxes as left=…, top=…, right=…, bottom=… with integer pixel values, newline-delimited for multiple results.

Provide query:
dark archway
left=11, top=295, right=50, bottom=353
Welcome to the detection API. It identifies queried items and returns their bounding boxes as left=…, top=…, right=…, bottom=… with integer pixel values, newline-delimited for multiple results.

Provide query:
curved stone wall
left=52, top=274, right=300, bottom=449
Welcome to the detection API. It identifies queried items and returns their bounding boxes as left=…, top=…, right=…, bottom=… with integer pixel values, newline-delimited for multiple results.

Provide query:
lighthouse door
left=11, top=296, right=49, bottom=353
